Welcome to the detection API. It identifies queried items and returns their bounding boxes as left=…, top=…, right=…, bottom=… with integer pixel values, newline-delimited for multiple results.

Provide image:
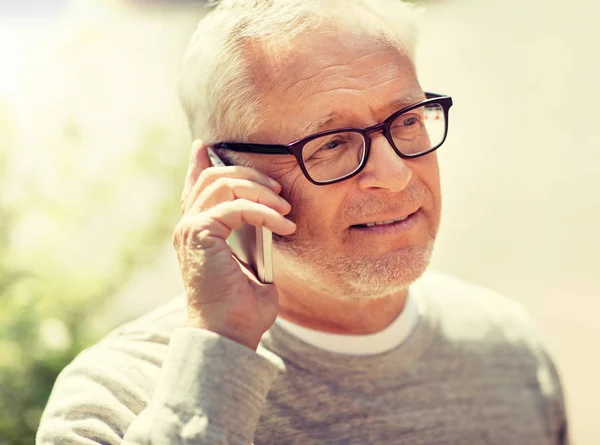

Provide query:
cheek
left=412, top=153, right=440, bottom=201
left=243, top=155, right=333, bottom=234
left=280, top=175, right=346, bottom=240
left=247, top=155, right=312, bottom=215
left=411, top=154, right=442, bottom=230
left=282, top=174, right=309, bottom=220
left=245, top=152, right=301, bottom=188
left=257, top=159, right=316, bottom=225
left=430, top=159, right=441, bottom=208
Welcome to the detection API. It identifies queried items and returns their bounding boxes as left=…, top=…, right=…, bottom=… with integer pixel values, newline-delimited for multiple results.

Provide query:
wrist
left=186, top=316, right=262, bottom=350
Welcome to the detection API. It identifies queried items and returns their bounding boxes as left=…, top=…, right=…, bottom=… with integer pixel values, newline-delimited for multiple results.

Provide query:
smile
left=351, top=210, right=419, bottom=230
left=361, top=216, right=409, bottom=227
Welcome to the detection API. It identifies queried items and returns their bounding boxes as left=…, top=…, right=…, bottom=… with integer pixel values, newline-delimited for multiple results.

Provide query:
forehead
left=247, top=27, right=422, bottom=142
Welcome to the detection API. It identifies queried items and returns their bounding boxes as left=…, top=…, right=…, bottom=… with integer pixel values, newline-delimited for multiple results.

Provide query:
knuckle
left=174, top=217, right=196, bottom=237
left=233, top=198, right=254, bottom=210
left=194, top=227, right=218, bottom=249
left=196, top=167, right=218, bottom=189
left=172, top=220, right=188, bottom=245
left=211, top=176, right=233, bottom=191
left=173, top=217, right=215, bottom=249
left=230, top=165, right=263, bottom=181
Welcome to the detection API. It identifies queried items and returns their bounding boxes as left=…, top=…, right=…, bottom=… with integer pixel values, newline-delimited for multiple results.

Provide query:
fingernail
left=269, top=177, right=280, bottom=188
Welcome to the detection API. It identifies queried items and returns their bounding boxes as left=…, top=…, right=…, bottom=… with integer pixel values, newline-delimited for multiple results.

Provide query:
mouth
left=350, top=209, right=420, bottom=231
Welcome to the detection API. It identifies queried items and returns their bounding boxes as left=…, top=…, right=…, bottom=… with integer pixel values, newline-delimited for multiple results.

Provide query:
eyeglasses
left=210, top=92, right=453, bottom=185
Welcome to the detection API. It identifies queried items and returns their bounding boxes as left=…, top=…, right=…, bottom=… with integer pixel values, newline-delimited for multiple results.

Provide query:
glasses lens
left=301, top=131, right=366, bottom=183
left=390, top=103, right=446, bottom=155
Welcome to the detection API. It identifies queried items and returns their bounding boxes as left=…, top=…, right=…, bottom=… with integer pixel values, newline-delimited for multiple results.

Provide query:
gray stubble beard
left=272, top=234, right=434, bottom=301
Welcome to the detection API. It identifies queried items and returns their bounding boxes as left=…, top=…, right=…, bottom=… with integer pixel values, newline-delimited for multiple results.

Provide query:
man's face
left=242, top=29, right=442, bottom=298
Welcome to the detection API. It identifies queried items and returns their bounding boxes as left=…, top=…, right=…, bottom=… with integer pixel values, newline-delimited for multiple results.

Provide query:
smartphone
left=206, top=147, right=274, bottom=284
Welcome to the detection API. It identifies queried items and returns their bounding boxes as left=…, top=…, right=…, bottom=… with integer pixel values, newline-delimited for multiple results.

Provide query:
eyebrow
left=297, top=90, right=426, bottom=138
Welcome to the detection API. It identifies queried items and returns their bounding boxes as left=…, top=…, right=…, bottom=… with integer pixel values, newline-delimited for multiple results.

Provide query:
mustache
left=340, top=182, right=427, bottom=221
left=273, top=182, right=428, bottom=247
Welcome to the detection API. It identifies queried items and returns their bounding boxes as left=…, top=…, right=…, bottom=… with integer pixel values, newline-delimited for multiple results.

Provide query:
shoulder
left=412, top=271, right=553, bottom=376
left=37, top=296, right=187, bottom=444
left=412, top=272, right=568, bottom=439
left=414, top=270, right=564, bottom=396
left=414, top=271, right=538, bottom=343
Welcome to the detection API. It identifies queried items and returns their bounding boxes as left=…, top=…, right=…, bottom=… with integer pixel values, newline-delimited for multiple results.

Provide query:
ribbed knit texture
left=36, top=272, right=568, bottom=444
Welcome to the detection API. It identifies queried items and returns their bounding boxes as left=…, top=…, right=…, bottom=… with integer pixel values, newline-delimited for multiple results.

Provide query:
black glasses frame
left=210, top=92, right=453, bottom=185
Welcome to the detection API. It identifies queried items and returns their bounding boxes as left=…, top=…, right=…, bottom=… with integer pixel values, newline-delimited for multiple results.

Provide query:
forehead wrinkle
left=251, top=40, right=423, bottom=141
left=352, top=59, right=404, bottom=83
left=284, top=52, right=399, bottom=97
left=276, top=31, right=400, bottom=96
left=295, top=87, right=425, bottom=138
left=284, top=59, right=400, bottom=103
left=281, top=63, right=349, bottom=97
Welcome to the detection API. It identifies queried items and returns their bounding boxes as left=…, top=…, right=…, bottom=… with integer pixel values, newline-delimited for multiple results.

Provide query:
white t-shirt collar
left=275, top=290, right=420, bottom=356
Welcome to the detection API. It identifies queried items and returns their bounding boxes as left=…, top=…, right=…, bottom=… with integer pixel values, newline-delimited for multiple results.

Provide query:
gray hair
left=178, top=0, right=422, bottom=143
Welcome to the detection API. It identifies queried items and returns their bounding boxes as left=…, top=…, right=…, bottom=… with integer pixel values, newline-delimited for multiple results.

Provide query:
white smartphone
left=206, top=147, right=274, bottom=284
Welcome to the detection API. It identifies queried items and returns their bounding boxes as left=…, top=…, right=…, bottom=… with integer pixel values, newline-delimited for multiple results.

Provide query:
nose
left=356, top=132, right=412, bottom=192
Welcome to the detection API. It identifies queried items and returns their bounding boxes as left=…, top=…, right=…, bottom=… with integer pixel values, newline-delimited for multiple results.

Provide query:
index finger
left=185, top=164, right=282, bottom=214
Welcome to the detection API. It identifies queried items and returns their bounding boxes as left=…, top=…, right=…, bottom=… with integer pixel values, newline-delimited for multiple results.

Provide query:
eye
left=303, top=132, right=362, bottom=163
left=391, top=112, right=422, bottom=130
left=402, top=116, right=419, bottom=126
left=321, top=138, right=343, bottom=150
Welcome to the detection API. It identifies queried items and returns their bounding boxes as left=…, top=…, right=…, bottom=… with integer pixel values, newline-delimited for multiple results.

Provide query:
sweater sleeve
left=36, top=328, right=283, bottom=445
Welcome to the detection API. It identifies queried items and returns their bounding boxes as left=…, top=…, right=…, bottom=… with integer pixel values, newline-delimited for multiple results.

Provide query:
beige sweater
left=36, top=272, right=569, bottom=444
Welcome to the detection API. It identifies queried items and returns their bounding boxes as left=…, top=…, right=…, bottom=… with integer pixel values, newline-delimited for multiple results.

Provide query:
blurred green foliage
left=0, top=98, right=188, bottom=444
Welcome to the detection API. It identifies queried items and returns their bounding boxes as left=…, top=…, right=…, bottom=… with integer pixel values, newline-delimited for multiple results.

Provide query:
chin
left=275, top=237, right=434, bottom=299
left=338, top=244, right=433, bottom=297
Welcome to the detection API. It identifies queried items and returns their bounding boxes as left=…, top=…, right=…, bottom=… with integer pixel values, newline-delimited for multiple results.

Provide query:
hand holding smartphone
left=206, top=147, right=274, bottom=284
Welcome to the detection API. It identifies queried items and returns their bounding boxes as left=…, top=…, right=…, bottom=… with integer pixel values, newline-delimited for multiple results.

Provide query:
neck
left=276, top=276, right=409, bottom=335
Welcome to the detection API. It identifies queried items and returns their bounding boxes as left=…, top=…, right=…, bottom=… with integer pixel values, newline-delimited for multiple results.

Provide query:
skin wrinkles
left=234, top=30, right=441, bottom=334
left=290, top=61, right=409, bottom=107
left=280, top=63, right=349, bottom=97
left=256, top=38, right=403, bottom=113
left=284, top=59, right=424, bottom=138
left=284, top=59, right=398, bottom=100
left=299, top=62, right=411, bottom=100
left=258, top=25, right=399, bottom=95
left=297, top=87, right=426, bottom=139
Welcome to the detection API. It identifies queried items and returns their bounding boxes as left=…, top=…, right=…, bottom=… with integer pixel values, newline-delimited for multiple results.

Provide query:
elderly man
left=37, top=0, right=569, bottom=444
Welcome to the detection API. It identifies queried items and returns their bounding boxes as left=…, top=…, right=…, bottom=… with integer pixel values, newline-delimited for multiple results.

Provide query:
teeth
left=364, top=217, right=407, bottom=227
